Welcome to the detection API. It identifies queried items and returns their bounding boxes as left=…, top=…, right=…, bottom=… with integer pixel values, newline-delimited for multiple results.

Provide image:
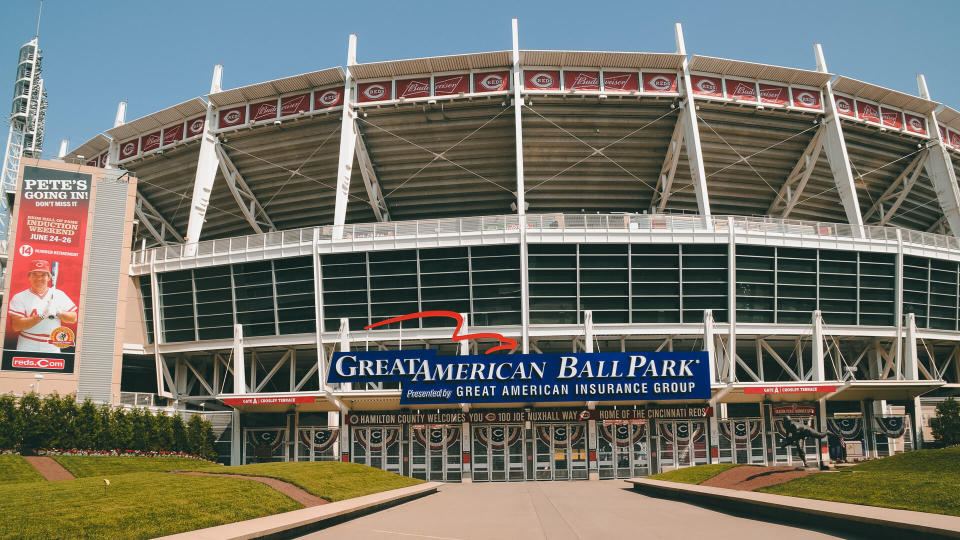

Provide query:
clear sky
left=2, top=0, right=958, bottom=158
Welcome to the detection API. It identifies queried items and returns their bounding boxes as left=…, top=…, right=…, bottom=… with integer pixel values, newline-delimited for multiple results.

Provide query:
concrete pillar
left=230, top=408, right=241, bottom=466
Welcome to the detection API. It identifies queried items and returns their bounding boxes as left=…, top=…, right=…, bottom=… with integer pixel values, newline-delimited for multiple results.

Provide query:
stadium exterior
left=4, top=21, right=960, bottom=480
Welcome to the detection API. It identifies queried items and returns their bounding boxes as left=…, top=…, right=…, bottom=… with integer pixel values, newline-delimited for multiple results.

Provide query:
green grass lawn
left=0, top=455, right=44, bottom=484
left=0, top=471, right=299, bottom=539
left=759, top=446, right=960, bottom=516
left=215, top=461, right=424, bottom=501
left=648, top=463, right=741, bottom=485
left=53, top=455, right=219, bottom=477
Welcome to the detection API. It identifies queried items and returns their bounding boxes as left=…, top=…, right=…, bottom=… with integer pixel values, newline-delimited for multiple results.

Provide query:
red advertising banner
left=434, top=74, right=469, bottom=96
left=280, top=93, right=310, bottom=116
left=939, top=125, right=947, bottom=140
left=834, top=95, right=855, bottom=117
left=314, top=87, right=344, bottom=109
left=162, top=123, right=184, bottom=146
left=950, top=130, right=960, bottom=149
left=690, top=75, right=722, bottom=98
left=396, top=78, right=431, bottom=99
left=98, top=154, right=107, bottom=168
left=249, top=99, right=278, bottom=122
left=118, top=139, right=138, bottom=160
left=85, top=159, right=97, bottom=167
left=357, top=81, right=392, bottom=102
left=186, top=116, right=205, bottom=138
left=602, top=72, right=639, bottom=92
left=744, top=385, right=836, bottom=394
left=141, top=131, right=162, bottom=153
left=855, top=100, right=881, bottom=123
left=725, top=79, right=758, bottom=102
left=524, top=70, right=560, bottom=90
left=222, top=395, right=317, bottom=406
left=759, top=84, right=789, bottom=106
left=218, top=106, right=247, bottom=129
left=474, top=71, right=509, bottom=93
left=903, top=113, right=927, bottom=135
left=880, top=107, right=903, bottom=129
left=2, top=166, right=91, bottom=374
left=643, top=73, right=677, bottom=93
left=791, top=89, right=822, bottom=110
left=564, top=70, right=600, bottom=91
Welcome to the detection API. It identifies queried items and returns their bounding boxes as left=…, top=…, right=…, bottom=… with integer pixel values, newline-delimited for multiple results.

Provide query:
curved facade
left=60, top=24, right=960, bottom=476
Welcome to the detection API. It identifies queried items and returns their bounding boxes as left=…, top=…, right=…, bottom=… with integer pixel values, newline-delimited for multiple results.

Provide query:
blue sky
left=2, top=0, right=958, bottom=157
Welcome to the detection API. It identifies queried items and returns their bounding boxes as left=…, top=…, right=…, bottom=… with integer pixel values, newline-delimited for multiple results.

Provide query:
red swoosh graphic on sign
left=364, top=310, right=518, bottom=354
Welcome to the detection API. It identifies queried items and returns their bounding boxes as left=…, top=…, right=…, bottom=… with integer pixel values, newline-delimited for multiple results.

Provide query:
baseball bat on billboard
left=2, top=166, right=91, bottom=374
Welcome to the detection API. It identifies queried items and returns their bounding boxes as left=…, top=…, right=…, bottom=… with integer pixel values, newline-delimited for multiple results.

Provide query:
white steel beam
left=354, top=128, right=390, bottom=221
left=675, top=23, right=712, bottom=218
left=812, top=311, right=825, bottom=381
left=513, top=18, right=530, bottom=354
left=918, top=74, right=960, bottom=238
left=703, top=310, right=717, bottom=384
left=815, top=45, right=865, bottom=236
left=233, top=323, right=246, bottom=394
left=185, top=65, right=223, bottom=251
left=768, top=126, right=825, bottom=218
left=650, top=113, right=684, bottom=213
left=105, top=101, right=126, bottom=169
left=135, top=192, right=184, bottom=246
left=863, top=150, right=928, bottom=226
left=333, top=35, right=358, bottom=232
left=904, top=313, right=919, bottom=381
left=214, top=141, right=276, bottom=234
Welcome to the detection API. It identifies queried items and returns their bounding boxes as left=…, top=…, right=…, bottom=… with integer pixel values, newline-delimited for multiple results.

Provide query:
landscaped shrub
left=931, top=397, right=960, bottom=446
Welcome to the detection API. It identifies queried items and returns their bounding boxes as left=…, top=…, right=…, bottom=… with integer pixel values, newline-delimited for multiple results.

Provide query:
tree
left=930, top=397, right=960, bottom=446
left=18, top=393, right=43, bottom=454
left=75, top=399, right=103, bottom=450
left=0, top=394, right=20, bottom=450
left=186, top=415, right=217, bottom=460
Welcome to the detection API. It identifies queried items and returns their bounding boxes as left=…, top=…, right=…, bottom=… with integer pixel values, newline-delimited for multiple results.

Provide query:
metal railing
left=131, top=213, right=960, bottom=272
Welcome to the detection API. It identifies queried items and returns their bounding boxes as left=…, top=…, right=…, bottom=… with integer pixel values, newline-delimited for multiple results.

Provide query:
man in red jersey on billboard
left=7, top=259, right=78, bottom=352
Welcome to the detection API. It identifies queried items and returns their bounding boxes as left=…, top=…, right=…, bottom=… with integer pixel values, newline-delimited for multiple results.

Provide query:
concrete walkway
left=299, top=481, right=853, bottom=540
left=23, top=456, right=74, bottom=481
left=173, top=471, right=327, bottom=507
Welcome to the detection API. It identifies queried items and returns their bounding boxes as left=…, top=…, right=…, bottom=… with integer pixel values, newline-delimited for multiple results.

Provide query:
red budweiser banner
left=218, top=106, right=247, bottom=129
left=903, top=113, right=926, bottom=135
left=834, top=95, right=855, bottom=117
left=396, top=78, right=430, bottom=99
left=434, top=74, right=469, bottom=95
left=3, top=166, right=92, bottom=374
left=691, top=75, right=722, bottom=97
left=855, top=100, right=881, bottom=123
left=791, top=89, right=821, bottom=110
left=162, top=123, right=184, bottom=146
left=524, top=70, right=560, bottom=91
left=186, top=116, right=206, bottom=138
left=250, top=100, right=278, bottom=122
left=880, top=107, right=903, bottom=129
left=602, top=72, right=639, bottom=92
left=357, top=82, right=391, bottom=102
left=759, top=84, right=789, bottom=106
left=643, top=73, right=677, bottom=93
left=725, top=79, right=758, bottom=102
left=564, top=71, right=600, bottom=92
left=141, top=131, right=162, bottom=152
left=118, top=139, right=138, bottom=160
left=314, top=87, right=343, bottom=109
left=280, top=94, right=310, bottom=116
left=474, top=71, right=509, bottom=93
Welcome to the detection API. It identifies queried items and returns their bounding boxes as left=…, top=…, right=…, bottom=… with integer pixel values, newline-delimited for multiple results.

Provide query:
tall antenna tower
left=0, top=3, right=48, bottom=240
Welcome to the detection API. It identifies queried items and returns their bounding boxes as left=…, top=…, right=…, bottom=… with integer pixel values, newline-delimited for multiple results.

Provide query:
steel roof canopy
left=937, top=106, right=960, bottom=132
left=106, top=97, right=209, bottom=141
left=689, top=55, right=832, bottom=87
left=206, top=67, right=346, bottom=107
left=350, top=51, right=512, bottom=80
left=833, top=76, right=939, bottom=114
left=519, top=50, right=684, bottom=70
left=64, top=133, right=110, bottom=161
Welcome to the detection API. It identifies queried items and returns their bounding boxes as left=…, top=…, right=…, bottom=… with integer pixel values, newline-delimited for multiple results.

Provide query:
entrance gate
left=471, top=424, right=525, bottom=481
left=717, top=418, right=765, bottom=464
left=597, top=420, right=649, bottom=479
left=296, top=427, right=339, bottom=462
left=534, top=424, right=588, bottom=481
left=653, top=420, right=708, bottom=471
left=351, top=426, right=402, bottom=474
left=243, top=428, right=286, bottom=464
left=411, top=425, right=461, bottom=482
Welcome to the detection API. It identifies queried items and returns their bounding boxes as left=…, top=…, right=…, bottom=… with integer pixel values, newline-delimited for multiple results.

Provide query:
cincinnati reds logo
left=484, top=412, right=497, bottom=422
left=318, top=90, right=340, bottom=106
left=480, top=74, right=504, bottom=90
left=696, top=79, right=717, bottom=94
left=836, top=98, right=851, bottom=113
left=190, top=119, right=204, bottom=132
left=12, top=357, right=65, bottom=370
left=363, top=84, right=387, bottom=99
left=50, top=327, right=75, bottom=348
left=578, top=410, right=592, bottom=420
left=649, top=76, right=672, bottom=91
left=122, top=143, right=135, bottom=155
left=223, top=110, right=242, bottom=124
left=18, top=244, right=33, bottom=257
left=348, top=414, right=360, bottom=425
left=795, top=91, right=817, bottom=107
left=530, top=72, right=555, bottom=88
left=908, top=117, right=923, bottom=130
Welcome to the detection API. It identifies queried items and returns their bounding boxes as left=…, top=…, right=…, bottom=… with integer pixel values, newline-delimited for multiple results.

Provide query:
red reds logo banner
left=314, top=88, right=344, bottom=109
left=791, top=89, right=822, bottom=110
left=280, top=94, right=310, bottom=116
left=950, top=130, right=960, bottom=149
left=473, top=71, right=509, bottom=93
left=759, top=84, right=789, bottom=106
left=690, top=75, right=722, bottom=97
left=162, top=123, right=184, bottom=146
left=434, top=74, right=469, bottom=95
left=186, top=116, right=206, bottom=137
left=564, top=71, right=600, bottom=92
left=903, top=113, right=926, bottom=135
left=524, top=70, right=560, bottom=90
left=880, top=107, right=903, bottom=129
left=141, top=131, right=162, bottom=152
left=3, top=166, right=91, bottom=374
left=250, top=100, right=278, bottom=122
left=218, top=106, right=247, bottom=129
left=725, top=79, right=757, bottom=102
left=855, top=100, right=880, bottom=123
left=602, top=72, right=639, bottom=92
left=397, top=78, right=431, bottom=99
left=119, top=139, right=139, bottom=160
left=98, top=153, right=108, bottom=167
left=643, top=73, right=677, bottom=93
left=358, top=82, right=391, bottom=103
left=834, top=95, right=855, bottom=117
left=85, top=159, right=97, bottom=167
left=939, top=125, right=947, bottom=140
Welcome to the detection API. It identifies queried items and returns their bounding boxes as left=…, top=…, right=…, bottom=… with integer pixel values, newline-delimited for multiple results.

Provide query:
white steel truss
left=214, top=141, right=276, bottom=234
left=675, top=24, right=712, bottom=218
left=650, top=111, right=684, bottom=213
left=135, top=192, right=184, bottom=246
left=354, top=120, right=390, bottom=222
left=768, top=126, right=825, bottom=218
left=863, top=150, right=928, bottom=226
left=918, top=74, right=960, bottom=238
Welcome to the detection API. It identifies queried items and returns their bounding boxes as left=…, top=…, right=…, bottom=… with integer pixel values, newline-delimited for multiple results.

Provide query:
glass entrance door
left=717, top=419, right=765, bottom=464
left=243, top=428, right=287, bottom=464
left=533, top=423, right=588, bottom=481
left=351, top=426, right=402, bottom=474
left=471, top=424, right=525, bottom=481
left=411, top=425, right=462, bottom=482
left=598, top=420, right=649, bottom=479
left=296, top=427, right=339, bottom=462
left=654, top=420, right=708, bottom=472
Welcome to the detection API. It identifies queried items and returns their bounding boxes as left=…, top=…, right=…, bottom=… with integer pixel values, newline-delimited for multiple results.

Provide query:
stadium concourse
left=6, top=20, right=960, bottom=480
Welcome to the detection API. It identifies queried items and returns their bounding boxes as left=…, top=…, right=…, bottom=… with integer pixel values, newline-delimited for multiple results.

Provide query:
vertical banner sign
left=3, top=166, right=91, bottom=373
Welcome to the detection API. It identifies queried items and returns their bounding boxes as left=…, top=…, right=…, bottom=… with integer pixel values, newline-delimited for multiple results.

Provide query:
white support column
left=704, top=310, right=717, bottom=383
left=904, top=313, right=919, bottom=381
left=812, top=310, right=825, bottom=381
left=726, top=217, right=736, bottom=383
left=513, top=18, right=530, bottom=354
left=675, top=23, right=711, bottom=218
left=313, top=233, right=328, bottom=392
left=106, top=101, right=126, bottom=168
left=912, top=396, right=924, bottom=449
left=338, top=318, right=351, bottom=391
left=814, top=44, right=864, bottom=236
left=230, top=408, right=241, bottom=466
left=333, top=35, right=358, bottom=233
left=57, top=140, right=68, bottom=160
left=213, top=141, right=276, bottom=233
left=185, top=64, right=223, bottom=251
left=918, top=74, right=960, bottom=237
left=459, top=312, right=472, bottom=481
left=233, top=323, right=246, bottom=394
left=818, top=398, right=829, bottom=464
left=581, top=310, right=599, bottom=478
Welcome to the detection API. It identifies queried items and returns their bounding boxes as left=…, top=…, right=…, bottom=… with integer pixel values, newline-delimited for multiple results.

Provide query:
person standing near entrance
left=7, top=260, right=78, bottom=352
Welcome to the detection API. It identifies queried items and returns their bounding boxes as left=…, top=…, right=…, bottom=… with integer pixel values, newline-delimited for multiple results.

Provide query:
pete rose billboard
left=2, top=166, right=91, bottom=374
